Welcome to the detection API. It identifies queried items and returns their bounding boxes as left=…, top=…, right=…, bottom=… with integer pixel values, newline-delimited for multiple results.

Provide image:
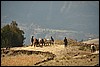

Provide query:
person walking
left=51, top=36, right=54, bottom=44
left=51, top=36, right=54, bottom=42
left=31, top=36, right=34, bottom=46
left=64, top=37, right=68, bottom=47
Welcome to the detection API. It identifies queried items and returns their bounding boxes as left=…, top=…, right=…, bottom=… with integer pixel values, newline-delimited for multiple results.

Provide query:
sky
left=1, top=1, right=99, bottom=45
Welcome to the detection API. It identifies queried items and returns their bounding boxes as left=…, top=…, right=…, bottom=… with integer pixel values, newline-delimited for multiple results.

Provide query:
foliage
left=1, top=21, right=25, bottom=48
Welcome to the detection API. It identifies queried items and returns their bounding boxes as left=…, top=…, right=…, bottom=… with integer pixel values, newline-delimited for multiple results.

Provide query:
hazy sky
left=1, top=1, right=99, bottom=44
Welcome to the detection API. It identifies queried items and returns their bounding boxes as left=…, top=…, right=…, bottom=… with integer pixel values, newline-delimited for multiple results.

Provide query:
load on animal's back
left=45, top=36, right=54, bottom=45
left=30, top=36, right=54, bottom=47
left=40, top=38, right=45, bottom=46
left=33, top=38, right=39, bottom=47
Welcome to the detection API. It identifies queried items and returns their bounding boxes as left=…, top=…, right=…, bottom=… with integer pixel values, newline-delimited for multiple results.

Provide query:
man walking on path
left=31, top=36, right=34, bottom=46
left=51, top=36, right=54, bottom=42
left=51, top=36, right=54, bottom=44
left=64, top=37, right=68, bottom=47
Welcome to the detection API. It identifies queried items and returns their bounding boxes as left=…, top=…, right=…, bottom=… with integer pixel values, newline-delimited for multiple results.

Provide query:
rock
left=93, top=56, right=96, bottom=58
left=74, top=53, right=80, bottom=56
left=90, top=59, right=92, bottom=61
left=74, top=54, right=78, bottom=56
left=88, top=59, right=92, bottom=61
left=56, top=60, right=59, bottom=62
left=2, top=54, right=5, bottom=57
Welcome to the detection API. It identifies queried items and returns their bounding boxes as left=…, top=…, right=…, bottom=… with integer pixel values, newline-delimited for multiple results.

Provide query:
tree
left=1, top=21, right=25, bottom=48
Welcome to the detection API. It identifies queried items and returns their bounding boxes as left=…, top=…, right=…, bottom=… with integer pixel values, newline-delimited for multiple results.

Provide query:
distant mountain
left=1, top=1, right=99, bottom=45
left=1, top=21, right=99, bottom=45
left=26, top=23, right=99, bottom=41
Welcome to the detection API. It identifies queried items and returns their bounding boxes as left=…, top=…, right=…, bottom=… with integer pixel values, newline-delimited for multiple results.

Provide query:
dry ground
left=1, top=54, right=44, bottom=66
left=1, top=39, right=99, bottom=66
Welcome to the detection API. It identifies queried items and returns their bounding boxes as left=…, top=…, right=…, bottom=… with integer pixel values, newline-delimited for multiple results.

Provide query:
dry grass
left=1, top=54, right=44, bottom=66
left=54, top=40, right=64, bottom=45
left=54, top=38, right=79, bottom=46
left=1, top=38, right=99, bottom=66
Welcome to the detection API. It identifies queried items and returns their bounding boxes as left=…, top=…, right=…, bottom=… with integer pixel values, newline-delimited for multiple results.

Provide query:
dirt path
left=1, top=42, right=99, bottom=66
left=9, top=44, right=99, bottom=66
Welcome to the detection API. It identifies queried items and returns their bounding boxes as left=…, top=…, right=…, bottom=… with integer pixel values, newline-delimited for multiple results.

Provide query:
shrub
left=1, top=21, right=26, bottom=48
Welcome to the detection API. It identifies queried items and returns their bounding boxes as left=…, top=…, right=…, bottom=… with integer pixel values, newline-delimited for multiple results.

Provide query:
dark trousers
left=64, top=43, right=67, bottom=47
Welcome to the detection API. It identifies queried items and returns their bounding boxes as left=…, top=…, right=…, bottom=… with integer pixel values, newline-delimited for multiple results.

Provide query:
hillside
left=1, top=38, right=99, bottom=66
left=82, top=38, right=99, bottom=44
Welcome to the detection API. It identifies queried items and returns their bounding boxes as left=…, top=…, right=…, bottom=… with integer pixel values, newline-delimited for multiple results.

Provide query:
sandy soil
left=1, top=39, right=99, bottom=66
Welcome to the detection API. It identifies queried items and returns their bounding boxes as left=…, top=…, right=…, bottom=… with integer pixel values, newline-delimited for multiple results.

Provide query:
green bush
left=1, top=21, right=26, bottom=48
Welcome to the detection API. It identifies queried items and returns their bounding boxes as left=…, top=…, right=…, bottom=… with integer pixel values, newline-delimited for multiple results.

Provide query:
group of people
left=31, top=36, right=54, bottom=47
left=31, top=36, right=97, bottom=53
left=31, top=36, right=68, bottom=47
